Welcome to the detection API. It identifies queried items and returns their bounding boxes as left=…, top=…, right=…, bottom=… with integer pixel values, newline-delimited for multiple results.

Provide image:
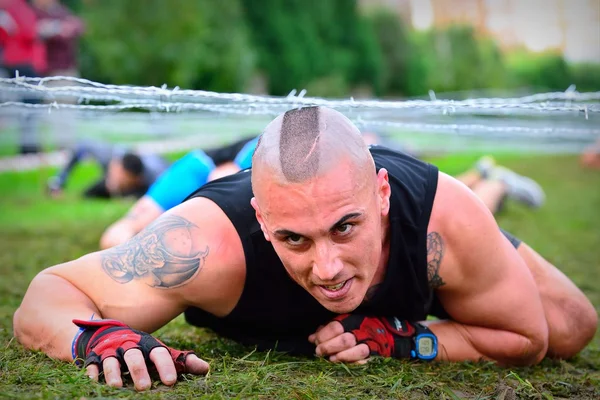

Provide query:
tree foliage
left=239, top=0, right=382, bottom=95
left=78, top=0, right=254, bottom=92
left=63, top=1, right=598, bottom=97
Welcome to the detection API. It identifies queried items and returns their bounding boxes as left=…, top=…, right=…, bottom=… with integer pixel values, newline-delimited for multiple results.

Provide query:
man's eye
left=286, top=234, right=305, bottom=245
left=335, top=223, right=353, bottom=235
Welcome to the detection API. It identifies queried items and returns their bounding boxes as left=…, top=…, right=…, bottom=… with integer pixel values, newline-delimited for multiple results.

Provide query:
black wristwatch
left=410, top=323, right=438, bottom=361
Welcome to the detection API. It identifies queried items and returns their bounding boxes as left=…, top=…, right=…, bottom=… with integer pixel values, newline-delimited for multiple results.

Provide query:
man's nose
left=312, top=242, right=343, bottom=282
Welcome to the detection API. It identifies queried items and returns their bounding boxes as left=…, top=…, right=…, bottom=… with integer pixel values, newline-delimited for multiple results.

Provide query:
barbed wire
left=1, top=76, right=599, bottom=117
left=1, top=103, right=596, bottom=141
left=5, top=75, right=600, bottom=103
left=1, top=76, right=598, bottom=153
left=364, top=120, right=599, bottom=140
left=2, top=99, right=598, bottom=117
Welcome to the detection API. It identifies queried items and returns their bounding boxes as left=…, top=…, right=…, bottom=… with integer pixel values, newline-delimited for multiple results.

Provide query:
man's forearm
left=100, top=219, right=138, bottom=249
left=13, top=272, right=100, bottom=361
left=426, top=320, right=548, bottom=366
left=100, top=197, right=164, bottom=249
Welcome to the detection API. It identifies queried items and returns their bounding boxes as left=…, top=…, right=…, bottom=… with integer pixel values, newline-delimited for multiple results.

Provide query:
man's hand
left=73, top=319, right=209, bottom=391
left=309, top=318, right=371, bottom=363
left=309, top=314, right=419, bottom=363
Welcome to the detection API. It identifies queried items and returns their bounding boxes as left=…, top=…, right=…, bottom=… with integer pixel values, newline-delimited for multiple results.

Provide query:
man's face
left=252, top=160, right=391, bottom=313
left=106, top=160, right=141, bottom=195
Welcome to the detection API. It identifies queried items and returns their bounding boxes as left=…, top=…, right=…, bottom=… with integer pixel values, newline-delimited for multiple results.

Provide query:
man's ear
left=376, top=168, right=391, bottom=217
left=250, top=197, right=270, bottom=241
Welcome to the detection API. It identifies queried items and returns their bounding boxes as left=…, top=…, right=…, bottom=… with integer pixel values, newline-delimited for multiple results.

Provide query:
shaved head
left=252, top=106, right=375, bottom=194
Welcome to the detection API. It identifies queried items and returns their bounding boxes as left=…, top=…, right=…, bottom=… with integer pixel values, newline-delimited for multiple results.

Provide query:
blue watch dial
left=415, top=333, right=438, bottom=360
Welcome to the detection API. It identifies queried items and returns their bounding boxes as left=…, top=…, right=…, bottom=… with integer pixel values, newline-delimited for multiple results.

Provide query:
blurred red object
left=0, top=0, right=47, bottom=75
left=33, top=0, right=84, bottom=73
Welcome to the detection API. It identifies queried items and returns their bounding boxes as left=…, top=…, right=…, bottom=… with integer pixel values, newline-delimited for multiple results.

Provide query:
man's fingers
left=123, top=349, right=152, bottom=392
left=315, top=332, right=357, bottom=357
left=149, top=347, right=178, bottom=386
left=102, top=357, right=123, bottom=388
left=329, top=343, right=370, bottom=363
left=312, top=321, right=345, bottom=345
left=308, top=325, right=325, bottom=343
left=184, top=353, right=210, bottom=375
left=85, top=363, right=99, bottom=382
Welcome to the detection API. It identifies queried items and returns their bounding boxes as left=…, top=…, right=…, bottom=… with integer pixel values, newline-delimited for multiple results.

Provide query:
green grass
left=0, top=154, right=599, bottom=399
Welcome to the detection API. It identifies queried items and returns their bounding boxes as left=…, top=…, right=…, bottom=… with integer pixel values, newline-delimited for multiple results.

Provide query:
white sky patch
left=410, top=0, right=434, bottom=30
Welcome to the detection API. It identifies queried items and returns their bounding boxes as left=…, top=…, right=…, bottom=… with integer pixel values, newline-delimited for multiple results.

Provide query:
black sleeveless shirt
left=184, top=146, right=439, bottom=355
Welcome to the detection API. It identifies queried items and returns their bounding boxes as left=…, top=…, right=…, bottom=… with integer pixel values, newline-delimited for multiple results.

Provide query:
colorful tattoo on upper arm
left=101, top=215, right=209, bottom=288
left=427, top=232, right=445, bottom=289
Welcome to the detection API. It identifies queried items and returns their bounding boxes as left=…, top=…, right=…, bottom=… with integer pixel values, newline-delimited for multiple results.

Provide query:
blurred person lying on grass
left=14, top=107, right=596, bottom=392
left=99, top=136, right=258, bottom=249
left=47, top=139, right=170, bottom=199
left=361, top=129, right=546, bottom=213
left=101, top=129, right=545, bottom=250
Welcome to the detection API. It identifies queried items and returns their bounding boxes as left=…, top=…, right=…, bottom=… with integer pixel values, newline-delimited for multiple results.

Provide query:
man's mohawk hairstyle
left=278, top=106, right=321, bottom=182
left=252, top=106, right=374, bottom=189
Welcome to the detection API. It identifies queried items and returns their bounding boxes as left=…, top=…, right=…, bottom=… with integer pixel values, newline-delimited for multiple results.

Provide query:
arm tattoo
left=426, top=232, right=445, bottom=289
left=101, top=215, right=209, bottom=288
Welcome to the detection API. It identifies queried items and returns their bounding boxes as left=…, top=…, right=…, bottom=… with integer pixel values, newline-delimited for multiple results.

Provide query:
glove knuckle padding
left=333, top=314, right=415, bottom=359
left=83, top=351, right=102, bottom=368
left=169, top=348, right=194, bottom=374
left=73, top=319, right=195, bottom=375
left=137, top=333, right=166, bottom=359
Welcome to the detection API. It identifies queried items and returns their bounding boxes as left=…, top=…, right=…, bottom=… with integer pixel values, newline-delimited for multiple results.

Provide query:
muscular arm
left=100, top=196, right=164, bottom=249
left=424, top=173, right=548, bottom=365
left=14, top=198, right=245, bottom=362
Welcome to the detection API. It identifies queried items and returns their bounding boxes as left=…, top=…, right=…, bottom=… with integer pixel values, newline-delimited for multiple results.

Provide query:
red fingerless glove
left=72, top=319, right=194, bottom=374
left=334, top=314, right=416, bottom=358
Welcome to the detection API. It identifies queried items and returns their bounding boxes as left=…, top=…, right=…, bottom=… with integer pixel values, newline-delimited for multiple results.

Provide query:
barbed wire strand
left=1, top=77, right=599, bottom=113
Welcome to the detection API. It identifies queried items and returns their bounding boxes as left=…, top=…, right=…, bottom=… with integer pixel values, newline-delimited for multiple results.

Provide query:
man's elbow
left=13, top=306, right=36, bottom=351
left=502, top=328, right=549, bottom=366
left=522, top=334, right=549, bottom=366
left=547, top=297, right=598, bottom=360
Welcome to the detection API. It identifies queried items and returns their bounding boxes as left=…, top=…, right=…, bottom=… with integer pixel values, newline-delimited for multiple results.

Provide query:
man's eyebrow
left=273, top=229, right=298, bottom=237
left=329, top=212, right=362, bottom=231
left=273, top=212, right=363, bottom=238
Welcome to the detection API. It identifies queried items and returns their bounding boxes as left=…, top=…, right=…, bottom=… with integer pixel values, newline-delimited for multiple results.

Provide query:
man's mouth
left=323, top=281, right=345, bottom=291
left=317, top=278, right=353, bottom=299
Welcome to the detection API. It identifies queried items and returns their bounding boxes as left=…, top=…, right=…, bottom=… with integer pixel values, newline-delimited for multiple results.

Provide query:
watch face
left=417, top=337, right=434, bottom=356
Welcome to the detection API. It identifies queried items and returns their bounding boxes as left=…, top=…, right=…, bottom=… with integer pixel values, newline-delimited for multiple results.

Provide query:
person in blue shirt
left=99, top=136, right=258, bottom=249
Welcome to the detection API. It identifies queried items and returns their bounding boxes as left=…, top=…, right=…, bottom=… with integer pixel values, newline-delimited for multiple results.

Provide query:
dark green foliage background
left=60, top=1, right=600, bottom=97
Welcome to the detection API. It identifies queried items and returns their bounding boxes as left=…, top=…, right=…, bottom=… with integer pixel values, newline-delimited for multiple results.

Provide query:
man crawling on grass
left=14, top=107, right=597, bottom=391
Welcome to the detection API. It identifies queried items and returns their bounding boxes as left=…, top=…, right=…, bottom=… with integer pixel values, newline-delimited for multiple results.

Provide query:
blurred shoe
left=490, top=166, right=545, bottom=208
left=475, top=155, right=496, bottom=179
